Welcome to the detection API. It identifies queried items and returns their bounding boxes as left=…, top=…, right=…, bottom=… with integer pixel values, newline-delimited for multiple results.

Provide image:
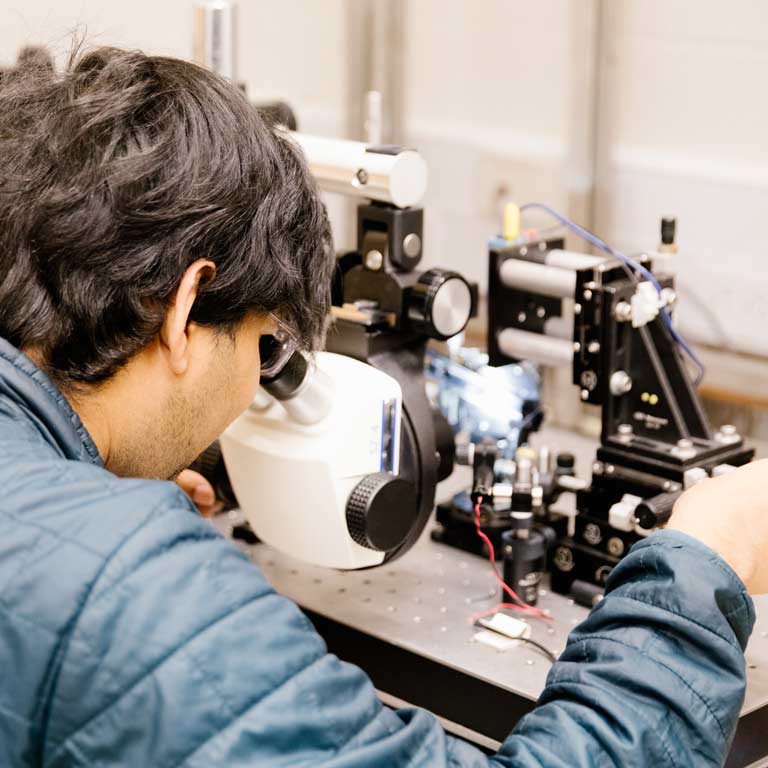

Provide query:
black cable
left=473, top=621, right=557, bottom=664
left=518, top=636, right=557, bottom=664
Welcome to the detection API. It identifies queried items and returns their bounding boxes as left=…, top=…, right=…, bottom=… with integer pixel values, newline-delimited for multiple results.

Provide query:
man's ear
left=160, top=259, right=216, bottom=375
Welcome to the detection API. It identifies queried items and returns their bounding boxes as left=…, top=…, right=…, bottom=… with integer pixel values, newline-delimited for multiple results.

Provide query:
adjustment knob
left=556, top=452, right=576, bottom=471
left=635, top=491, right=681, bottom=530
left=408, top=269, right=472, bottom=340
left=346, top=473, right=418, bottom=551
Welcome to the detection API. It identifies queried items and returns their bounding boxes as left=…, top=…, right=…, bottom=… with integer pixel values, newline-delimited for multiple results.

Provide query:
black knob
left=509, top=511, right=534, bottom=532
left=556, top=452, right=576, bottom=471
left=661, top=217, right=677, bottom=246
left=635, top=491, right=681, bottom=530
left=408, top=269, right=472, bottom=340
left=346, top=473, right=418, bottom=551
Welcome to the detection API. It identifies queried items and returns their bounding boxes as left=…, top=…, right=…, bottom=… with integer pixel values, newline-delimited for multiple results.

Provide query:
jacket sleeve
left=42, top=490, right=754, bottom=768
left=494, top=530, right=755, bottom=768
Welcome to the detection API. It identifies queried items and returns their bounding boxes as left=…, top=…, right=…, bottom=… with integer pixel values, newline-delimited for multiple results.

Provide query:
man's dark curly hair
left=0, top=45, right=333, bottom=388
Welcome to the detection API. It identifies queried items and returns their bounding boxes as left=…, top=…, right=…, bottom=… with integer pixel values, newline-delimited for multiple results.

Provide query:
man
left=0, top=44, right=763, bottom=767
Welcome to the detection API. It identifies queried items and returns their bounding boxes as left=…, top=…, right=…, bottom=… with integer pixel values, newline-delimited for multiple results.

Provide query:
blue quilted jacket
left=0, top=337, right=755, bottom=766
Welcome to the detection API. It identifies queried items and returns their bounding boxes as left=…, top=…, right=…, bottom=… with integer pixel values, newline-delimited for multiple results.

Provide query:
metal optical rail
left=291, top=133, right=428, bottom=209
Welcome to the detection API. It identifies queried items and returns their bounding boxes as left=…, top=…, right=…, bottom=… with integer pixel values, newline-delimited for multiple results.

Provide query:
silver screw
left=402, top=233, right=422, bottom=259
left=607, top=537, right=625, bottom=557
left=615, top=301, right=632, bottom=322
left=365, top=249, right=384, bottom=270
left=587, top=341, right=601, bottom=354
left=672, top=438, right=697, bottom=460
left=610, top=370, right=633, bottom=396
left=583, top=289, right=593, bottom=301
left=715, top=424, right=741, bottom=445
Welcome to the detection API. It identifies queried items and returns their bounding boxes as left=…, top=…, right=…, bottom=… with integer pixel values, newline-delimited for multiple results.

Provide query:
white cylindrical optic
left=500, top=259, right=576, bottom=299
left=194, top=1, right=237, bottom=81
left=291, top=132, right=427, bottom=209
left=497, top=328, right=573, bottom=367
left=546, top=249, right=606, bottom=271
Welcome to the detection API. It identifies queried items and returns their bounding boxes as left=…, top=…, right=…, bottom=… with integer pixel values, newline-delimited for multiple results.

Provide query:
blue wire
left=517, top=203, right=705, bottom=385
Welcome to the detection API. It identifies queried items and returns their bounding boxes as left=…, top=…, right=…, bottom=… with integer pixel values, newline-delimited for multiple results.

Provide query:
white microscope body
left=193, top=0, right=466, bottom=573
left=220, top=352, right=408, bottom=569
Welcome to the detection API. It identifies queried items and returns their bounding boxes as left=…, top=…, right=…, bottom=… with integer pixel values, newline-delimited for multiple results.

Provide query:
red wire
left=473, top=496, right=553, bottom=622
left=469, top=602, right=529, bottom=623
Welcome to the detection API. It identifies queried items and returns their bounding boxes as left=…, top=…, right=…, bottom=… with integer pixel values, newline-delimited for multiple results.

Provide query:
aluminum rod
left=194, top=1, right=237, bottom=81
left=546, top=249, right=606, bottom=271
left=498, top=328, right=574, bottom=367
left=291, top=133, right=427, bottom=209
left=500, top=259, right=576, bottom=299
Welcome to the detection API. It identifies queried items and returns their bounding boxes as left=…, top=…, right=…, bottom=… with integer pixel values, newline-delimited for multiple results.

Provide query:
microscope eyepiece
left=257, top=340, right=335, bottom=426
left=259, top=333, right=298, bottom=381
left=261, top=347, right=309, bottom=401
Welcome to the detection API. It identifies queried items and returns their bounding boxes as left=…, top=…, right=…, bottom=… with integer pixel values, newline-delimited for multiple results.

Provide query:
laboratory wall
left=1, top=0, right=348, bottom=134
left=2, top=0, right=767, bottom=392
left=595, top=0, right=768, bottom=360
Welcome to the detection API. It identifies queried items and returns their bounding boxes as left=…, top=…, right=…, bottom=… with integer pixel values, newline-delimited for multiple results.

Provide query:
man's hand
left=176, top=469, right=223, bottom=517
left=668, top=458, right=768, bottom=594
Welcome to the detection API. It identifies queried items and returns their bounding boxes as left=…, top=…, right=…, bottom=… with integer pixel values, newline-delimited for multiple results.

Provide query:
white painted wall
left=401, top=0, right=578, bottom=282
left=1, top=0, right=354, bottom=243
left=3, top=0, right=768, bottom=363
left=594, top=0, right=768, bottom=358
left=1, top=0, right=348, bottom=134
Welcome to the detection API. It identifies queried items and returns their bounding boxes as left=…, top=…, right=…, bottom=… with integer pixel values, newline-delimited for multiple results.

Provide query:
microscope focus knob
left=346, top=473, right=418, bottom=551
left=408, top=269, right=472, bottom=340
